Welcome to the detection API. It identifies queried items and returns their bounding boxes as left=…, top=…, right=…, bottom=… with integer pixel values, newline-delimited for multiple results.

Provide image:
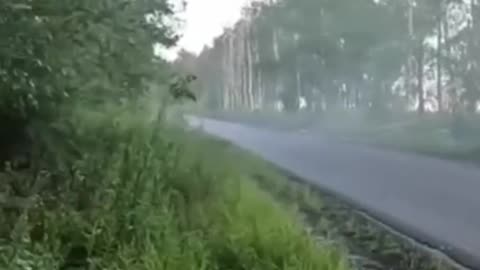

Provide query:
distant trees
left=177, top=0, right=480, bottom=115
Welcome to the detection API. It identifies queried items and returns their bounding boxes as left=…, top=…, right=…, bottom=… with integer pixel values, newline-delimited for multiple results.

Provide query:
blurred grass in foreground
left=0, top=103, right=347, bottom=270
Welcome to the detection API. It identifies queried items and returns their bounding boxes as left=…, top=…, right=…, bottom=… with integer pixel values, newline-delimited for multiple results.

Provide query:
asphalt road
left=189, top=116, right=480, bottom=269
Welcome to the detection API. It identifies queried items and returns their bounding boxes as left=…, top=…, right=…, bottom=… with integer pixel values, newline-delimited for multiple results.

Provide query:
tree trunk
left=436, top=18, right=443, bottom=112
left=246, top=27, right=255, bottom=110
left=355, top=84, right=361, bottom=109
left=222, top=36, right=230, bottom=110
left=416, top=40, right=425, bottom=114
left=228, top=33, right=237, bottom=109
left=443, top=7, right=457, bottom=112
left=296, top=68, right=302, bottom=107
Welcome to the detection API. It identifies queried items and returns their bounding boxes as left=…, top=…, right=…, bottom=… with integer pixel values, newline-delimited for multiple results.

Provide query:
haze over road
left=189, top=116, right=480, bottom=269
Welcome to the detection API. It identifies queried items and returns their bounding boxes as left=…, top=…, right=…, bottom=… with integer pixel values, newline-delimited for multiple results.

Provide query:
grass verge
left=196, top=133, right=462, bottom=270
left=0, top=106, right=347, bottom=270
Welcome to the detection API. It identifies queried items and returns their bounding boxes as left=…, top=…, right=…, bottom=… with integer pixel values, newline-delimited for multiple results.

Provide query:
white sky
left=161, top=0, right=251, bottom=60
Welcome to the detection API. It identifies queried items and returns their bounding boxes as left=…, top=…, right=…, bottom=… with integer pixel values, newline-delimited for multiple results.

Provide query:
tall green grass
left=0, top=104, right=348, bottom=270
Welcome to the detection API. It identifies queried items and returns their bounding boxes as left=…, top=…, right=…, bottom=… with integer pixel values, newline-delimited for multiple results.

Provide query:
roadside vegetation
left=0, top=1, right=349, bottom=269
left=190, top=133, right=459, bottom=270
left=2, top=108, right=350, bottom=270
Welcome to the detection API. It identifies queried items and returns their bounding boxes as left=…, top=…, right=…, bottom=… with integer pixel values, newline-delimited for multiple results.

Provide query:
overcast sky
left=161, top=0, right=251, bottom=60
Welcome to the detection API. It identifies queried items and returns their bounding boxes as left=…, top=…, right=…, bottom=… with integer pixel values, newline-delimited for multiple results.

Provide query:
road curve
left=190, top=116, right=480, bottom=269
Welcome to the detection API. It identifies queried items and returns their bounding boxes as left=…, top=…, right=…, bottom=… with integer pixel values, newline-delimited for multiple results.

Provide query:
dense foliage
left=0, top=0, right=180, bottom=159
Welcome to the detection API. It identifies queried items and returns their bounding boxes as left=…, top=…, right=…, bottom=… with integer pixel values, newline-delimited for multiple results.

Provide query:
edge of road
left=187, top=115, right=480, bottom=270
left=278, top=167, right=477, bottom=270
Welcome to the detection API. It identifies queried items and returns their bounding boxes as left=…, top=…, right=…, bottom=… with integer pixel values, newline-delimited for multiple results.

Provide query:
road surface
left=189, top=116, right=480, bottom=269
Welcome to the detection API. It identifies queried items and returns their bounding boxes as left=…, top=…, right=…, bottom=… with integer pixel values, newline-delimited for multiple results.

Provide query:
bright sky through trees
left=161, top=0, right=251, bottom=60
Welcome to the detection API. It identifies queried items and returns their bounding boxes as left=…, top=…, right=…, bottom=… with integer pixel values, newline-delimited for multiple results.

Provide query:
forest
left=176, top=0, right=480, bottom=160
left=179, top=0, right=480, bottom=114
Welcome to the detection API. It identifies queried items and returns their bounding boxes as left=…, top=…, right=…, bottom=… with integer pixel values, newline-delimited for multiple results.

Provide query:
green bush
left=0, top=0, right=179, bottom=165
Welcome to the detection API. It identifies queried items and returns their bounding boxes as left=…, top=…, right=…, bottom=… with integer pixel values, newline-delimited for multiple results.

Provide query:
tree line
left=176, top=0, right=480, bottom=115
